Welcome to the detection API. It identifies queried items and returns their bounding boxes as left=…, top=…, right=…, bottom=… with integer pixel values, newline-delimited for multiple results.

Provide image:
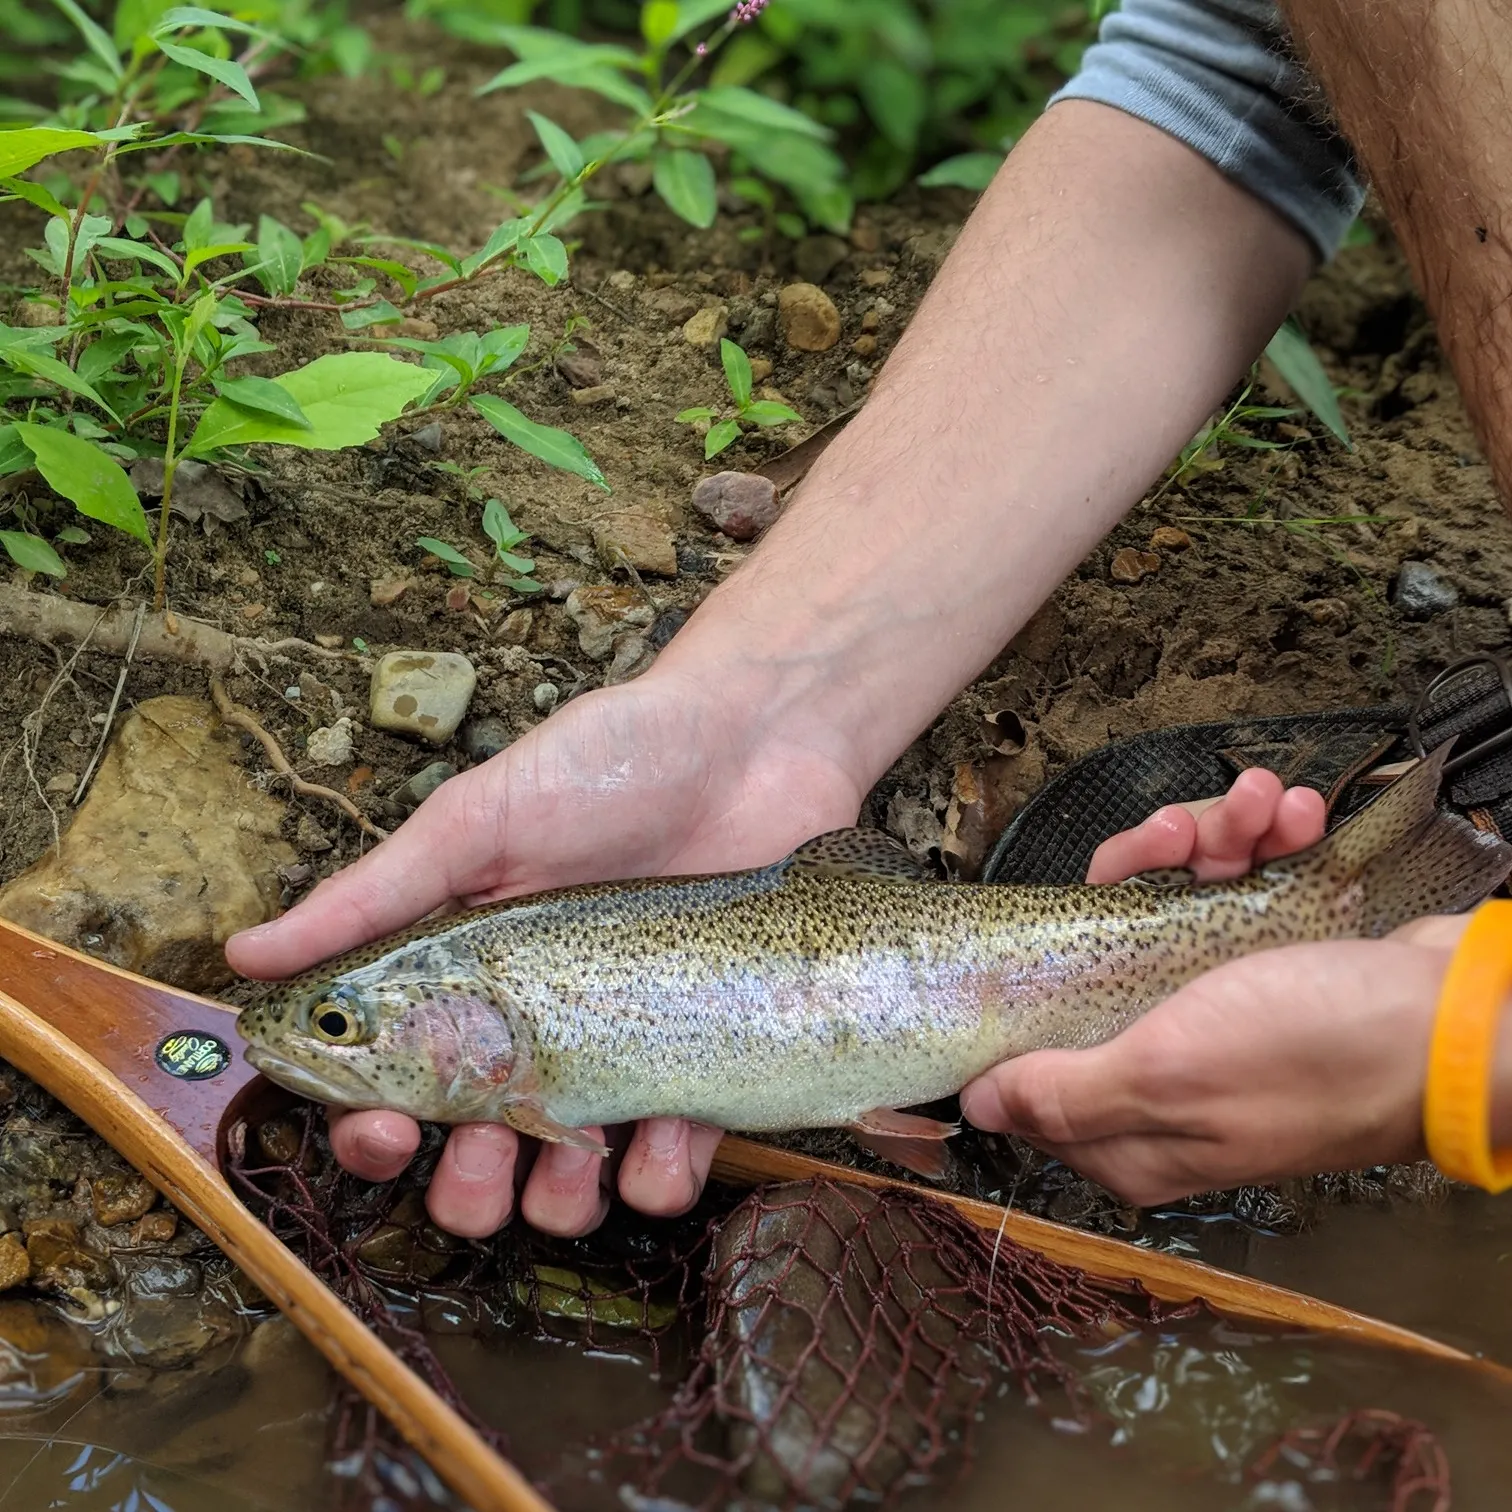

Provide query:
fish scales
left=237, top=745, right=1512, bottom=1151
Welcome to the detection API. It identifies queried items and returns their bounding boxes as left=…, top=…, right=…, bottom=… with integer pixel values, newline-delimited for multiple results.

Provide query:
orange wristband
left=1423, top=899, right=1512, bottom=1193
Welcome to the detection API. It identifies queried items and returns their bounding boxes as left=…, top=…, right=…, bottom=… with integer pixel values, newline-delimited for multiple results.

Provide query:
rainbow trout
left=238, top=746, right=1511, bottom=1172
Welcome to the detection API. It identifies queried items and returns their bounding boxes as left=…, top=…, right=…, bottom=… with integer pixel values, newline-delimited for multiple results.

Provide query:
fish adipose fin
left=505, top=1102, right=610, bottom=1157
left=847, top=1107, right=959, bottom=1180
left=789, top=829, right=932, bottom=882
left=1269, top=741, right=1512, bottom=935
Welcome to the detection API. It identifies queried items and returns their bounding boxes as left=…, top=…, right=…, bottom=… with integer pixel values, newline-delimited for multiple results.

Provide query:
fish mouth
left=244, top=1045, right=366, bottom=1106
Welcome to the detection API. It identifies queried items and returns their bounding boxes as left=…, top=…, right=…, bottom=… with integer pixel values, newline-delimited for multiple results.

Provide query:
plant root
left=208, top=679, right=390, bottom=843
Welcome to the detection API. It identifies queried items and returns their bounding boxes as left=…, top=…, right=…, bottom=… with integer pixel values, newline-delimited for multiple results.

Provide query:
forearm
left=656, top=100, right=1314, bottom=793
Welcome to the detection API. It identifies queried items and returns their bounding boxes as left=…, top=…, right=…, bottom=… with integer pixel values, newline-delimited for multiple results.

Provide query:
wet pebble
left=778, top=283, right=842, bottom=352
left=123, top=1254, right=202, bottom=1299
left=370, top=651, right=477, bottom=744
left=0, top=1233, right=29, bottom=1292
left=1110, top=547, right=1161, bottom=584
left=305, top=717, right=354, bottom=768
left=131, top=1212, right=178, bottom=1245
left=24, top=1219, right=112, bottom=1293
left=1394, top=559, right=1459, bottom=617
left=459, top=716, right=510, bottom=763
left=692, top=470, right=781, bottom=542
left=564, top=585, right=655, bottom=660
left=91, top=1172, right=156, bottom=1228
left=391, top=761, right=457, bottom=811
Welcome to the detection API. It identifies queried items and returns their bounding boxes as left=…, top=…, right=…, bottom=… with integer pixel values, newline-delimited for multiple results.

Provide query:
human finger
left=423, top=1123, right=521, bottom=1239
left=617, top=1118, right=724, bottom=1218
left=960, top=1044, right=1162, bottom=1145
left=328, top=1108, right=422, bottom=1181
left=519, top=1132, right=613, bottom=1237
left=1254, top=784, right=1327, bottom=862
left=1085, top=806, right=1198, bottom=884
left=1189, top=767, right=1284, bottom=878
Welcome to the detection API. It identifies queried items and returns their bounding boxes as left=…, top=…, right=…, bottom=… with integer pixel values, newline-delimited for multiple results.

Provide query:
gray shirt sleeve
left=1051, top=0, right=1364, bottom=261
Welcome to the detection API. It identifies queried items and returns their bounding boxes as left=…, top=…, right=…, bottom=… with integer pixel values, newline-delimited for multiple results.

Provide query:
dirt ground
left=2, top=20, right=1511, bottom=1187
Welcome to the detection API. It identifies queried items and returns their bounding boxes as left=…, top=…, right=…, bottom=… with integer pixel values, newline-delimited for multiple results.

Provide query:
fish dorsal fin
left=787, top=828, right=932, bottom=882
left=1126, top=865, right=1197, bottom=890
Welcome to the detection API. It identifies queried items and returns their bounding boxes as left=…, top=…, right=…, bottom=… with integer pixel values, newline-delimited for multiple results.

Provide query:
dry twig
left=72, top=603, right=145, bottom=806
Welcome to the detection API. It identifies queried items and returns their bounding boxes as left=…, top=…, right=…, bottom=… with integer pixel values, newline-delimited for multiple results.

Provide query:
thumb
left=960, top=1045, right=1157, bottom=1146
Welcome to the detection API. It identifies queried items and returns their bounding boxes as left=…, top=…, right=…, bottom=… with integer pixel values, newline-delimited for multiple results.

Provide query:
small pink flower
left=729, top=0, right=769, bottom=23
left=695, top=40, right=708, bottom=54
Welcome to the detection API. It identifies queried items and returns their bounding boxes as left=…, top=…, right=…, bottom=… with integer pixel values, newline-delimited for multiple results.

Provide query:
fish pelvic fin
left=504, top=1101, right=610, bottom=1158
left=1271, top=741, right=1512, bottom=934
left=788, top=828, right=933, bottom=882
left=847, top=1107, right=959, bottom=1181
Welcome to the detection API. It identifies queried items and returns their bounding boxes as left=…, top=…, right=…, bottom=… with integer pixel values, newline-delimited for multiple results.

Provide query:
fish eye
left=309, top=999, right=365, bottom=1045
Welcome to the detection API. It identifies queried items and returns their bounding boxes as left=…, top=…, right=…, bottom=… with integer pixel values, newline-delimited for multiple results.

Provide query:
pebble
left=370, top=575, right=413, bottom=607
left=532, top=682, right=559, bottom=714
left=0, top=1234, right=28, bottom=1292
left=459, top=715, right=510, bottom=763
left=564, top=585, right=655, bottom=660
left=648, top=607, right=689, bottom=649
left=607, top=269, right=636, bottom=292
left=390, top=761, right=457, bottom=811
left=1395, top=560, right=1459, bottom=618
left=131, top=1212, right=178, bottom=1245
left=738, top=306, right=777, bottom=350
left=682, top=305, right=728, bottom=347
left=1304, top=597, right=1351, bottom=632
left=91, top=1171, right=156, bottom=1228
left=370, top=651, right=477, bottom=744
left=240, top=603, right=266, bottom=623
left=555, top=342, right=603, bottom=389
left=500, top=608, right=534, bottom=644
left=396, top=317, right=438, bottom=340
left=1110, top=547, right=1161, bottom=584
left=295, top=814, right=332, bottom=853
left=314, top=633, right=344, bottom=650
left=644, top=287, right=702, bottom=326
left=1149, top=526, right=1192, bottom=552
left=861, top=308, right=879, bottom=332
left=305, top=717, right=354, bottom=768
left=748, top=356, right=774, bottom=382
left=858, top=267, right=892, bottom=288
left=778, top=283, right=842, bottom=352
left=569, top=384, right=616, bottom=407
left=851, top=334, right=877, bottom=357
left=406, top=421, right=443, bottom=452
left=24, top=1219, right=112, bottom=1293
left=692, top=471, right=782, bottom=542
left=43, top=772, right=76, bottom=795
left=592, top=512, right=679, bottom=576
left=794, top=234, right=849, bottom=285
left=0, top=698, right=294, bottom=990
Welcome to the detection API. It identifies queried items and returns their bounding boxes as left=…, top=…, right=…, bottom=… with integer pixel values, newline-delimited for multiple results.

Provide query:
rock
left=778, top=283, right=841, bottom=352
left=861, top=307, right=879, bottom=331
left=122, top=1254, right=202, bottom=1299
left=14, top=300, right=62, bottom=326
left=91, top=1172, right=156, bottom=1228
left=295, top=814, right=332, bottom=853
left=0, top=1299, right=95, bottom=1405
left=500, top=608, right=534, bottom=645
left=0, top=697, right=294, bottom=991
left=569, top=383, right=616, bottom=407
left=851, top=334, right=877, bottom=357
left=692, top=471, right=781, bottom=542
left=1304, top=597, right=1351, bottom=632
left=858, top=267, right=892, bottom=288
left=406, top=421, right=443, bottom=452
left=43, top=772, right=76, bottom=795
left=607, top=269, right=636, bottom=291
left=1395, top=560, right=1459, bottom=618
left=532, top=683, right=559, bottom=714
left=794, top=234, right=849, bottom=285
left=555, top=341, right=603, bottom=389
left=370, top=574, right=413, bottom=607
left=391, top=761, right=456, bottom=811
left=748, top=356, right=774, bottom=382
left=1110, top=547, right=1161, bottom=584
left=396, top=317, right=438, bottom=340
left=131, top=1212, right=178, bottom=1245
left=305, top=717, right=354, bottom=768
left=369, top=651, right=477, bottom=744
left=459, top=715, right=510, bottom=764
left=563, top=585, right=655, bottom=660
left=644, top=286, right=702, bottom=326
left=1149, top=526, right=1192, bottom=552
left=648, top=607, right=689, bottom=649
left=682, top=305, right=728, bottom=347
left=738, top=305, right=777, bottom=351
left=24, top=1218, right=112, bottom=1293
left=604, top=632, right=654, bottom=685
left=0, top=1233, right=28, bottom=1292
left=239, top=602, right=266, bottom=623
left=592, top=511, right=679, bottom=577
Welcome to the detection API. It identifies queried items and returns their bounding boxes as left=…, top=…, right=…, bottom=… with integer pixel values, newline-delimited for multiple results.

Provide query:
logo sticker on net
left=155, top=1031, right=232, bottom=1080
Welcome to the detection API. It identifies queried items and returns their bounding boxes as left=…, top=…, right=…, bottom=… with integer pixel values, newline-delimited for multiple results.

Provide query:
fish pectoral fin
left=788, top=828, right=933, bottom=882
left=1126, top=865, right=1197, bottom=890
left=504, top=1103, right=610, bottom=1157
left=847, top=1107, right=959, bottom=1180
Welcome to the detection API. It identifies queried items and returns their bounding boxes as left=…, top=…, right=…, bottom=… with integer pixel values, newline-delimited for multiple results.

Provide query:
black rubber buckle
left=1408, top=652, right=1512, bottom=780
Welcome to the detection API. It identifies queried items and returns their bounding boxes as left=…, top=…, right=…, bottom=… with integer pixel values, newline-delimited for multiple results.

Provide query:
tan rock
left=0, top=697, right=294, bottom=990
left=682, top=305, right=728, bottom=347
left=851, top=334, right=877, bottom=357
left=592, top=511, right=679, bottom=577
left=370, top=575, right=413, bottom=607
left=748, top=356, right=774, bottom=382
left=92, top=1171, right=157, bottom=1227
left=778, top=283, right=841, bottom=352
left=131, top=1212, right=179, bottom=1245
left=1110, top=547, right=1161, bottom=584
left=858, top=268, right=892, bottom=288
left=370, top=651, right=477, bottom=744
left=569, top=384, right=616, bottom=406
left=0, top=1234, right=28, bottom=1292
left=563, top=585, right=655, bottom=660
left=1148, top=526, right=1192, bottom=552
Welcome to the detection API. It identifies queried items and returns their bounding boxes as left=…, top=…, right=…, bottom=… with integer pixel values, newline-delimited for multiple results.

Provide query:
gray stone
left=391, top=761, right=456, bottom=811
left=459, top=716, right=510, bottom=764
left=794, top=234, right=849, bottom=286
left=563, top=586, right=655, bottom=660
left=305, top=717, right=354, bottom=768
left=692, top=471, right=781, bottom=542
left=604, top=632, right=654, bottom=686
left=532, top=683, right=559, bottom=714
left=1395, top=560, right=1459, bottom=618
left=370, top=651, right=477, bottom=744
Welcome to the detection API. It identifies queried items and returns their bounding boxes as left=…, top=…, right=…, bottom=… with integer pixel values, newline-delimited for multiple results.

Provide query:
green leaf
left=704, top=417, right=741, bottom=459
left=182, top=240, right=255, bottom=278
left=50, top=0, right=123, bottom=79
left=56, top=525, right=91, bottom=544
left=653, top=149, right=717, bottom=229
left=0, top=530, right=66, bottom=576
left=0, top=126, right=104, bottom=178
left=741, top=399, right=801, bottom=426
left=918, top=152, right=1004, bottom=191
left=214, top=374, right=312, bottom=429
left=94, top=235, right=181, bottom=279
left=416, top=536, right=475, bottom=576
left=696, top=86, right=833, bottom=142
left=496, top=548, right=535, bottom=574
left=251, top=213, right=302, bottom=295
left=154, top=39, right=260, bottom=109
left=641, top=0, right=678, bottom=48
left=1265, top=320, right=1352, bottom=449
left=479, top=59, right=652, bottom=114
left=0, top=426, right=32, bottom=475
left=666, top=0, right=731, bottom=44
left=482, top=496, right=528, bottom=549
left=153, top=6, right=284, bottom=46
left=522, top=233, right=568, bottom=286
left=181, top=196, right=213, bottom=253
left=479, top=324, right=530, bottom=373
left=466, top=216, right=525, bottom=274
left=340, top=299, right=404, bottom=330
left=186, top=352, right=436, bottom=455
left=2, top=348, right=119, bottom=420
left=676, top=406, right=717, bottom=423
left=858, top=59, right=927, bottom=153
left=471, top=394, right=607, bottom=489
left=0, top=176, right=69, bottom=217
left=14, top=422, right=151, bottom=544
left=720, top=338, right=751, bottom=408
left=526, top=111, right=584, bottom=182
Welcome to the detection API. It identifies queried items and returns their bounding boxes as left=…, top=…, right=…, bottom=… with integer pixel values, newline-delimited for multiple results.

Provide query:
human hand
left=961, top=768, right=1464, bottom=1202
left=227, top=666, right=863, bottom=1239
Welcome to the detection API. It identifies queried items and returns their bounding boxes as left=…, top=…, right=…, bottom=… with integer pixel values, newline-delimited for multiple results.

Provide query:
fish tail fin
left=1283, top=742, right=1512, bottom=936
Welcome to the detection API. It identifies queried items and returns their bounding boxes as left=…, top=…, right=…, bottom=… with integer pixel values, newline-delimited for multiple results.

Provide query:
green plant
left=418, top=497, right=545, bottom=593
left=677, top=337, right=799, bottom=458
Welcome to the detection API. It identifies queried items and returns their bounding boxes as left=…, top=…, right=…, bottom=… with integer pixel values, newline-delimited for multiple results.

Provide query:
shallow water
left=3, top=1185, right=1511, bottom=1512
